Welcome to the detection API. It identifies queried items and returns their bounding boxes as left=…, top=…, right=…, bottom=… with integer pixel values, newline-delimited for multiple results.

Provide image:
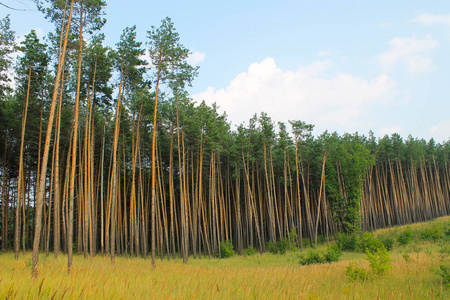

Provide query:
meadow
left=1, top=217, right=449, bottom=299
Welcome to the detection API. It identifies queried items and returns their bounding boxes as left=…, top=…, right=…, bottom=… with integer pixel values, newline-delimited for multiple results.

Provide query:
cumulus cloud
left=378, top=36, right=438, bottom=75
left=413, top=14, right=450, bottom=26
left=187, top=51, right=205, bottom=65
left=193, top=57, right=396, bottom=131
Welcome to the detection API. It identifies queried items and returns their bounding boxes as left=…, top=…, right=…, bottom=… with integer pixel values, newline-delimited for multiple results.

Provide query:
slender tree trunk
left=15, top=65, right=31, bottom=259
left=151, top=59, right=162, bottom=266
left=32, top=1, right=74, bottom=278
left=314, top=152, right=326, bottom=247
left=109, top=68, right=124, bottom=263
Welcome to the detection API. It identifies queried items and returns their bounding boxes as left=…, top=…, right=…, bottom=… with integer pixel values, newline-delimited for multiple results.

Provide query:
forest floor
left=0, top=216, right=449, bottom=299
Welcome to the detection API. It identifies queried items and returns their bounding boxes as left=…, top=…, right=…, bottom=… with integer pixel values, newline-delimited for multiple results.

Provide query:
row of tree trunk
left=1, top=143, right=448, bottom=261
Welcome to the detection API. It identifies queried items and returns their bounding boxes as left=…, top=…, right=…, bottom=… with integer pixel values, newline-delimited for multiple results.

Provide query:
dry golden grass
left=1, top=217, right=448, bottom=299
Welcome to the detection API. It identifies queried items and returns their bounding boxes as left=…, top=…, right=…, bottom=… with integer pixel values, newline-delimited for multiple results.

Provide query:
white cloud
left=378, top=36, right=438, bottom=75
left=430, top=120, right=450, bottom=142
left=187, top=51, right=205, bottom=65
left=193, top=57, right=396, bottom=131
left=413, top=14, right=450, bottom=26
left=318, top=50, right=332, bottom=56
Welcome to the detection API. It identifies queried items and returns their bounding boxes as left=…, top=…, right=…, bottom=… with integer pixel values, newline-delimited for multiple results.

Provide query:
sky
left=3, top=0, right=450, bottom=142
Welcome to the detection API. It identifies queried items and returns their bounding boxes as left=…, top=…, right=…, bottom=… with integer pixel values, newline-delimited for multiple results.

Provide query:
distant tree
left=324, top=133, right=374, bottom=233
left=0, top=15, right=15, bottom=98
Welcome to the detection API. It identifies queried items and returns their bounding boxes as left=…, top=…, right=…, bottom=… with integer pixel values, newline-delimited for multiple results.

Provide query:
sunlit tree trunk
left=32, top=0, right=74, bottom=278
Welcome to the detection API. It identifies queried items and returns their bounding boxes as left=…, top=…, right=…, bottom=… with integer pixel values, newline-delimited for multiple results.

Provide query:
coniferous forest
left=0, top=1, right=449, bottom=279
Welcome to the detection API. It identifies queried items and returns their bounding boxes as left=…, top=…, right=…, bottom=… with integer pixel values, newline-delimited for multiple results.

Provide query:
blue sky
left=3, top=0, right=450, bottom=142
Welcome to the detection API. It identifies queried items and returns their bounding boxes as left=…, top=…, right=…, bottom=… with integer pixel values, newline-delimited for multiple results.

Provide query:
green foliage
left=346, top=263, right=370, bottom=281
left=0, top=15, right=15, bottom=97
left=215, top=240, right=235, bottom=258
left=359, top=232, right=385, bottom=253
left=397, top=227, right=413, bottom=246
left=288, top=227, right=298, bottom=247
left=438, top=265, right=450, bottom=288
left=402, top=253, right=412, bottom=263
left=378, top=232, right=395, bottom=251
left=346, top=246, right=392, bottom=281
left=267, top=239, right=289, bottom=255
left=365, top=247, right=392, bottom=277
left=316, top=235, right=325, bottom=245
left=324, top=244, right=342, bottom=263
left=324, top=132, right=374, bottom=234
left=298, top=245, right=342, bottom=265
left=420, top=224, right=443, bottom=241
left=444, top=222, right=450, bottom=238
left=336, top=233, right=359, bottom=251
left=243, top=247, right=257, bottom=257
left=438, top=245, right=450, bottom=260
left=299, top=250, right=325, bottom=265
left=147, top=17, right=199, bottom=90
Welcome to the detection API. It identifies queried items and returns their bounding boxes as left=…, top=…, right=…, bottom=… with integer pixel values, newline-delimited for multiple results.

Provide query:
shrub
left=299, top=250, right=324, bottom=265
left=402, top=253, right=412, bottom=264
left=267, top=239, right=289, bottom=255
left=420, top=224, right=443, bottom=241
left=378, top=233, right=395, bottom=251
left=316, top=235, right=325, bottom=245
left=324, top=244, right=342, bottom=263
left=365, top=247, right=392, bottom=277
left=444, top=222, right=450, bottom=240
left=438, top=245, right=450, bottom=260
left=336, top=233, right=359, bottom=251
left=346, top=246, right=392, bottom=281
left=298, top=245, right=342, bottom=265
left=439, top=265, right=450, bottom=288
left=267, top=241, right=278, bottom=254
left=243, top=246, right=257, bottom=257
left=215, top=240, right=234, bottom=258
left=359, top=232, right=385, bottom=253
left=346, top=263, right=370, bottom=281
left=398, top=227, right=413, bottom=246
left=288, top=227, right=298, bottom=247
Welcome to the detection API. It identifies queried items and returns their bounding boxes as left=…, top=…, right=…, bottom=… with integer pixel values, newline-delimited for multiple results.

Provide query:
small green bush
left=378, top=232, right=395, bottom=251
left=359, top=232, right=385, bottom=253
left=398, top=227, right=414, bottom=246
left=336, top=233, right=359, bottom=251
left=439, top=245, right=450, bottom=260
left=267, top=241, right=277, bottom=254
left=346, top=263, right=370, bottom=281
left=402, top=253, right=412, bottom=264
left=243, top=246, right=257, bottom=257
left=346, top=246, right=392, bottom=281
left=443, top=222, right=450, bottom=240
left=324, top=244, right=342, bottom=263
left=299, top=250, right=324, bottom=265
left=215, top=240, right=235, bottom=258
left=288, top=227, right=298, bottom=247
left=267, top=239, right=289, bottom=255
left=420, top=224, right=443, bottom=241
left=439, top=265, right=450, bottom=288
left=298, top=245, right=342, bottom=265
left=365, top=247, right=392, bottom=277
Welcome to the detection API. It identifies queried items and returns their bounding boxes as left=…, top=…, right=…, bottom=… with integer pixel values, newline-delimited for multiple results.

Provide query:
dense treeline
left=0, top=1, right=449, bottom=276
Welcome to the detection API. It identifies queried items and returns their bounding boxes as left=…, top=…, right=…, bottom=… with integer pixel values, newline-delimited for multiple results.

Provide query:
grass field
left=1, top=217, right=449, bottom=299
